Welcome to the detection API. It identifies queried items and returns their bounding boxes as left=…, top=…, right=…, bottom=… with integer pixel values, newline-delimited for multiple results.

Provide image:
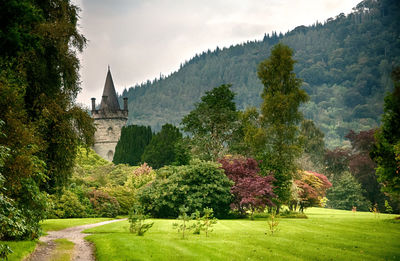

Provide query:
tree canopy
left=182, top=84, right=239, bottom=161
left=0, top=0, right=94, bottom=240
left=371, top=67, right=400, bottom=198
left=255, top=43, right=309, bottom=206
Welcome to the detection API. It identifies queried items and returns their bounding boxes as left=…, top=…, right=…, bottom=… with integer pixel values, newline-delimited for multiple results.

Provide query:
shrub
left=47, top=191, right=87, bottom=218
left=0, top=174, right=46, bottom=240
left=219, top=157, right=275, bottom=218
left=89, top=190, right=120, bottom=218
left=138, top=160, right=233, bottom=218
left=102, top=186, right=136, bottom=215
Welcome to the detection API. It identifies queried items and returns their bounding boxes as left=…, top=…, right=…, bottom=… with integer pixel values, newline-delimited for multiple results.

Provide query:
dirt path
left=25, top=219, right=126, bottom=261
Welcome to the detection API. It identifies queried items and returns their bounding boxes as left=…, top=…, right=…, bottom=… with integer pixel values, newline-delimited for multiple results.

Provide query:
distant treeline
left=120, top=0, right=400, bottom=147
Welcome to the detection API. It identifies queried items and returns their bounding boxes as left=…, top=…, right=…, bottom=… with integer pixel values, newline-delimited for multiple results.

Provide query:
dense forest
left=120, top=0, right=400, bottom=148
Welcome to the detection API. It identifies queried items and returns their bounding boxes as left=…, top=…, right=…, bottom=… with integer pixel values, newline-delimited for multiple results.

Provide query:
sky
left=75, top=0, right=361, bottom=107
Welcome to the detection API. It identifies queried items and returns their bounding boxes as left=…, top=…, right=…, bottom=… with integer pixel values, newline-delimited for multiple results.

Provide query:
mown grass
left=40, top=217, right=113, bottom=232
left=0, top=218, right=112, bottom=261
left=84, top=208, right=400, bottom=261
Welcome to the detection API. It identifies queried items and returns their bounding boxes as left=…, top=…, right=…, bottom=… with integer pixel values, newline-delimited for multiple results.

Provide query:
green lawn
left=0, top=218, right=112, bottom=261
left=84, top=208, right=400, bottom=261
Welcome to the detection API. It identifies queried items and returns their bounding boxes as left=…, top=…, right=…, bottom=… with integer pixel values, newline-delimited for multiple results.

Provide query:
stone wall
left=93, top=118, right=127, bottom=161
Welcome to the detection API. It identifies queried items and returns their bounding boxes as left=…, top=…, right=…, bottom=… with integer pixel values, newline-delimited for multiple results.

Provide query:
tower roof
left=99, top=67, right=121, bottom=111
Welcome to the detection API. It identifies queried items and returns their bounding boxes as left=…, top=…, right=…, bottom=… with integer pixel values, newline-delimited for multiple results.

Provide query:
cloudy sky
left=75, top=0, right=361, bottom=106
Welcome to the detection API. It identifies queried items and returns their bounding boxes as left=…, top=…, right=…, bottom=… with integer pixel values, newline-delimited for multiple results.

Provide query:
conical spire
left=99, top=67, right=121, bottom=111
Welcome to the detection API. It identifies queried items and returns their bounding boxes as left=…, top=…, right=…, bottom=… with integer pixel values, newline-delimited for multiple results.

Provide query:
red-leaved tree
left=291, top=171, right=332, bottom=212
left=219, top=157, right=275, bottom=217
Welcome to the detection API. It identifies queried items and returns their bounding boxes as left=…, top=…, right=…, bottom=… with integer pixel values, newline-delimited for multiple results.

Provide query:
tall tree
left=0, top=0, right=94, bottom=239
left=113, top=125, right=153, bottom=166
left=371, top=67, right=400, bottom=198
left=256, top=43, right=309, bottom=207
left=345, top=129, right=387, bottom=210
left=141, top=124, right=185, bottom=168
left=182, top=84, right=239, bottom=161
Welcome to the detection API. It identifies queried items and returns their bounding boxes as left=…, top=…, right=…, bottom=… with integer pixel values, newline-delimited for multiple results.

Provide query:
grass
left=0, top=217, right=112, bottom=261
left=84, top=208, right=400, bottom=261
left=49, top=239, right=74, bottom=261
left=41, top=217, right=113, bottom=232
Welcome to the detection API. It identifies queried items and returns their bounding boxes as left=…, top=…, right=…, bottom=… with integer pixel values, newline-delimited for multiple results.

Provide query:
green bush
left=138, top=160, right=233, bottom=218
left=89, top=190, right=120, bottom=218
left=0, top=174, right=46, bottom=240
left=47, top=191, right=87, bottom=218
left=102, top=186, right=136, bottom=215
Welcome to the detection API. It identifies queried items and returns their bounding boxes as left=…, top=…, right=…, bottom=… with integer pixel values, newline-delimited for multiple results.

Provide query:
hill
left=120, top=0, right=400, bottom=147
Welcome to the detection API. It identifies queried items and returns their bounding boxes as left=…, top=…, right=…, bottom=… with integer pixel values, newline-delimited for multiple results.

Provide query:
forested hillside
left=121, top=0, right=400, bottom=147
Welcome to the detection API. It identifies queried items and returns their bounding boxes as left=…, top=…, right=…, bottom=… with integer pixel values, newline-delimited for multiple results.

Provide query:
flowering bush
left=89, top=190, right=120, bottom=218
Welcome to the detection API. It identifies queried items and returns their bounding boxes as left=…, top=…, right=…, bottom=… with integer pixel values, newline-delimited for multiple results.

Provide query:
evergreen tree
left=256, top=43, right=309, bottom=207
left=326, top=171, right=371, bottom=211
left=113, top=125, right=152, bottom=166
left=141, top=124, right=185, bottom=168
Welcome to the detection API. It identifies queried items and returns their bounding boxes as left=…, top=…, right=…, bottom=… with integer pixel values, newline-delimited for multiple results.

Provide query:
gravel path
left=25, top=219, right=126, bottom=261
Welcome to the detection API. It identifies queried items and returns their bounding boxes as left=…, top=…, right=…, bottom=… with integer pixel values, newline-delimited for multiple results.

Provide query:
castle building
left=91, top=68, right=128, bottom=161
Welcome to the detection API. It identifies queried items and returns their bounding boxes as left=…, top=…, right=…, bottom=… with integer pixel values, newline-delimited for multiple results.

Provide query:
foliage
left=371, top=67, right=400, bottom=198
left=327, top=171, right=371, bottom=211
left=141, top=124, right=186, bottom=168
left=113, top=125, right=153, bottom=166
left=219, top=156, right=275, bottom=217
left=182, top=84, right=239, bottom=160
left=324, top=148, right=351, bottom=181
left=0, top=0, right=95, bottom=239
left=191, top=208, right=218, bottom=237
left=255, top=43, right=309, bottom=206
left=267, top=209, right=279, bottom=236
left=384, top=200, right=393, bottom=214
left=47, top=191, right=87, bottom=218
left=0, top=244, right=12, bottom=260
left=128, top=204, right=154, bottom=236
left=138, top=160, right=233, bottom=218
left=102, top=186, right=135, bottom=215
left=172, top=206, right=193, bottom=239
left=346, top=129, right=388, bottom=211
left=200, top=208, right=218, bottom=237
left=120, top=0, right=400, bottom=148
left=89, top=190, right=120, bottom=218
left=300, top=119, right=325, bottom=166
left=291, top=171, right=332, bottom=212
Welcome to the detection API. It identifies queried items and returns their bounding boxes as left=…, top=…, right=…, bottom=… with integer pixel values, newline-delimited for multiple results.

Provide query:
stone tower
left=91, top=68, right=128, bottom=161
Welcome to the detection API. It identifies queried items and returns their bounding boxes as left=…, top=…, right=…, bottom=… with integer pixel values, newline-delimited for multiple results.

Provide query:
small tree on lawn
left=129, top=204, right=154, bottom=236
left=201, top=208, right=218, bottom=237
left=172, top=206, right=193, bottom=239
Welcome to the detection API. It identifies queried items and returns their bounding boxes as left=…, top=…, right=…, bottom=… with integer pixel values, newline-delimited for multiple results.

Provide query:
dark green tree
left=138, top=161, right=233, bottom=218
left=0, top=0, right=94, bottom=239
left=113, top=125, right=152, bottom=166
left=182, top=84, right=239, bottom=161
left=326, top=171, right=371, bottom=211
left=141, top=124, right=185, bottom=168
left=371, top=67, right=400, bottom=198
left=256, top=43, right=309, bottom=208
